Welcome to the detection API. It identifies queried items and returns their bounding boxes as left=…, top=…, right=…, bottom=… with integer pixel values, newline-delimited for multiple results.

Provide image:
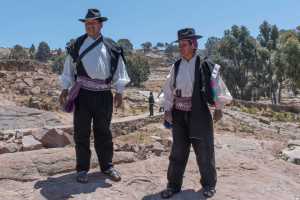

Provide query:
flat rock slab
left=0, top=134, right=299, bottom=200
left=0, top=105, right=64, bottom=130
left=0, top=147, right=135, bottom=182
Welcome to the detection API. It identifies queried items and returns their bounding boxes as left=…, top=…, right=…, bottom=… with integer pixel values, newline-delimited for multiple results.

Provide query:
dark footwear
left=203, top=187, right=216, bottom=198
left=160, top=188, right=180, bottom=199
left=76, top=171, right=88, bottom=183
left=103, top=167, right=121, bottom=182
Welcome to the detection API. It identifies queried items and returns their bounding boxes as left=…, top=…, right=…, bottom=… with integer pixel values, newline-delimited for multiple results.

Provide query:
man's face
left=85, top=19, right=102, bottom=37
left=179, top=39, right=194, bottom=59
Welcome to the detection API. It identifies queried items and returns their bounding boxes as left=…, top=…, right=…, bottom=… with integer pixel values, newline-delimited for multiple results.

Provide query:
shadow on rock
left=142, top=189, right=207, bottom=200
left=34, top=172, right=112, bottom=200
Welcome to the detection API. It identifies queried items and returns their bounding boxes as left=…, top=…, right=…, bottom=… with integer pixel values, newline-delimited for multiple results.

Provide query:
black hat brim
left=79, top=16, right=108, bottom=22
left=174, top=35, right=203, bottom=43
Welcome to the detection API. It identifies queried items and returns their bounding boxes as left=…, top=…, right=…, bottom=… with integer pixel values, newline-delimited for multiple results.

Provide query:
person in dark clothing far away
left=148, top=91, right=155, bottom=116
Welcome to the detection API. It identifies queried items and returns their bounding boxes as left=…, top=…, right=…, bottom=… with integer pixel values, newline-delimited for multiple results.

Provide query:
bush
left=126, top=55, right=150, bottom=87
left=35, top=41, right=51, bottom=62
left=51, top=54, right=66, bottom=74
left=9, top=45, right=28, bottom=60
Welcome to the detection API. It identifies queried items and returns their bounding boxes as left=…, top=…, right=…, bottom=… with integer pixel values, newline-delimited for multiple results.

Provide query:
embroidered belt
left=64, top=76, right=111, bottom=112
left=174, top=96, right=192, bottom=111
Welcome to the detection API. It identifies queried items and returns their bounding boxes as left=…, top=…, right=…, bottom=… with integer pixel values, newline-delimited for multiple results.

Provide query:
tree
left=164, top=43, right=179, bottom=58
left=156, top=42, right=164, bottom=48
left=141, top=42, right=152, bottom=53
left=205, top=37, right=220, bottom=57
left=255, top=21, right=281, bottom=104
left=205, top=22, right=300, bottom=103
left=9, top=44, right=28, bottom=60
left=35, top=41, right=51, bottom=62
left=117, top=39, right=133, bottom=54
left=29, top=44, right=35, bottom=59
left=218, top=25, right=257, bottom=100
left=258, top=21, right=272, bottom=49
left=283, top=36, right=300, bottom=95
left=51, top=53, right=66, bottom=74
left=57, top=48, right=63, bottom=56
left=126, top=55, right=150, bottom=87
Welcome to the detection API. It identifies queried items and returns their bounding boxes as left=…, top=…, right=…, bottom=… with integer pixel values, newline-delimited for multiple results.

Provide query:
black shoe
left=160, top=187, right=180, bottom=199
left=203, top=187, right=216, bottom=198
left=103, top=167, right=121, bottom=182
left=76, top=171, right=88, bottom=183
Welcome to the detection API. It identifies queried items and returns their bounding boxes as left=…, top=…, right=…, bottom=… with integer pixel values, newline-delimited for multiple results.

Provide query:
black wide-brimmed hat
left=79, top=8, right=108, bottom=22
left=174, top=28, right=202, bottom=42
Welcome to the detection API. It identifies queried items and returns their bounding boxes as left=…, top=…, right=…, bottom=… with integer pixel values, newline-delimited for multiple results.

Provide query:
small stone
left=31, top=86, right=41, bottom=95
left=151, top=142, right=165, bottom=156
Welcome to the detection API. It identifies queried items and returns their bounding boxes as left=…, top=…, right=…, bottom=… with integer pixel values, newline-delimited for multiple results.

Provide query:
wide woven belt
left=64, top=76, right=111, bottom=112
left=174, top=96, right=192, bottom=111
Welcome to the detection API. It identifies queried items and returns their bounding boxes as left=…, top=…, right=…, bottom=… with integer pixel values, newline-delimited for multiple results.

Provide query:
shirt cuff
left=59, top=75, right=71, bottom=90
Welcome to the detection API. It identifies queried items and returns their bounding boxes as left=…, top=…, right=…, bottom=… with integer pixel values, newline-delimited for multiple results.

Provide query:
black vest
left=67, top=34, right=126, bottom=84
left=173, top=55, right=215, bottom=138
left=173, top=55, right=214, bottom=105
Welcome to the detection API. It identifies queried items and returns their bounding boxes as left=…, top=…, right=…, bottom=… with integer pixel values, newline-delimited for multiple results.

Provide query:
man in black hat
left=59, top=8, right=130, bottom=183
left=160, top=28, right=222, bottom=198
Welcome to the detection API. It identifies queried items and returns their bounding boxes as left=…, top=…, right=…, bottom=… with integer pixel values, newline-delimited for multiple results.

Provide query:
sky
left=0, top=0, right=299, bottom=49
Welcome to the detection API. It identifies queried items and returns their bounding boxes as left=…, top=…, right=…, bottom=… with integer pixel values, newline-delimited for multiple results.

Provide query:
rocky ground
left=0, top=121, right=299, bottom=200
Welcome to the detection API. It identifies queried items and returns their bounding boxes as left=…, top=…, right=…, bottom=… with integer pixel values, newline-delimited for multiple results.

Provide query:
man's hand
left=213, top=109, right=223, bottom=122
left=59, top=89, right=68, bottom=107
left=164, top=110, right=172, bottom=124
left=114, top=93, right=123, bottom=108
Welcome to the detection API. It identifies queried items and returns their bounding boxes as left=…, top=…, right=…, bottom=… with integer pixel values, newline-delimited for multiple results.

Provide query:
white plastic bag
left=210, top=64, right=232, bottom=109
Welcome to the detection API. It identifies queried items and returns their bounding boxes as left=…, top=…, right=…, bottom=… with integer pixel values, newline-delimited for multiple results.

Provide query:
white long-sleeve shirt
left=163, top=55, right=197, bottom=111
left=59, top=36, right=130, bottom=93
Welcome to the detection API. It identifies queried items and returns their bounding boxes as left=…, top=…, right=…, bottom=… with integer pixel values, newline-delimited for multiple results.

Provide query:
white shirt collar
left=181, top=54, right=197, bottom=64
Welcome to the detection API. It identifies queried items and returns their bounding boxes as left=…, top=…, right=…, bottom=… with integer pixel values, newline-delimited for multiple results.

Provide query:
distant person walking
left=59, top=8, right=130, bottom=183
left=148, top=91, right=155, bottom=116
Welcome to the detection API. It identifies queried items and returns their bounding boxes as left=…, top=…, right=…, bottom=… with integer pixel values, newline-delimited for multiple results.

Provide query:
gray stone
left=281, top=147, right=300, bottom=165
left=30, top=86, right=41, bottom=95
left=113, top=151, right=136, bottom=164
left=22, top=135, right=43, bottom=151
left=151, top=142, right=165, bottom=156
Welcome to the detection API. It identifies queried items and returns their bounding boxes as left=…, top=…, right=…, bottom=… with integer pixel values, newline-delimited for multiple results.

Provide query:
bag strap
left=75, top=36, right=103, bottom=65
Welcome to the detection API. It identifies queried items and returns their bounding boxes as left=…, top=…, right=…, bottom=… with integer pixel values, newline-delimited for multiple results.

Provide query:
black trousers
left=149, top=104, right=154, bottom=116
left=167, top=109, right=217, bottom=190
left=74, top=89, right=113, bottom=172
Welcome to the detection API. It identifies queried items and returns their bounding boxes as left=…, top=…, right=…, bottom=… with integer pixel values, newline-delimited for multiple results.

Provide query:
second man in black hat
left=160, top=28, right=222, bottom=198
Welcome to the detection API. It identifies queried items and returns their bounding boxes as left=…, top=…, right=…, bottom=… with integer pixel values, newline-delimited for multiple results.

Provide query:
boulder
left=32, top=128, right=72, bottom=148
left=281, top=147, right=300, bottom=165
